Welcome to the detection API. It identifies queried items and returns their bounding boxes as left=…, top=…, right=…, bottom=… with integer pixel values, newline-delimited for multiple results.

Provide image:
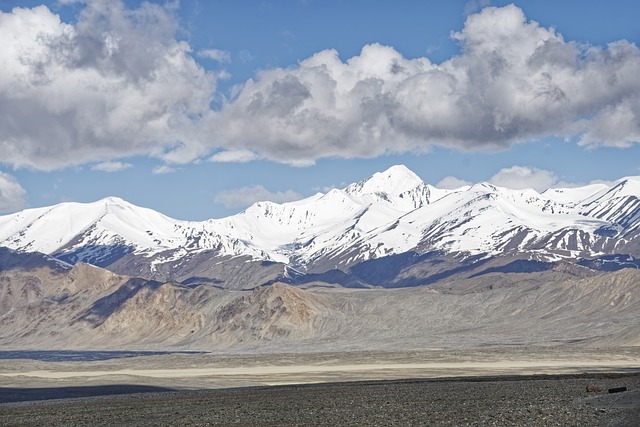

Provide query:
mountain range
left=2, top=165, right=640, bottom=351
left=1, top=165, right=638, bottom=289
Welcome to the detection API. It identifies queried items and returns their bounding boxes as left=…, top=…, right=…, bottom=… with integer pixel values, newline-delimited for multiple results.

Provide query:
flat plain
left=1, top=347, right=639, bottom=425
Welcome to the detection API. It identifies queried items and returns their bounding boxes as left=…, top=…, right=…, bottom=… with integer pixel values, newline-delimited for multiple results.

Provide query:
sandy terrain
left=1, top=347, right=639, bottom=391
left=3, top=359, right=640, bottom=383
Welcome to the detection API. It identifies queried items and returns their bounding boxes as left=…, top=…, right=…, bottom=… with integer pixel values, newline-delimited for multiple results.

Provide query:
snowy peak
left=576, top=177, right=640, bottom=233
left=344, top=165, right=431, bottom=211
left=586, top=177, right=640, bottom=204
left=345, top=165, right=423, bottom=196
left=0, top=196, right=183, bottom=257
left=542, top=183, right=610, bottom=206
left=100, top=196, right=128, bottom=206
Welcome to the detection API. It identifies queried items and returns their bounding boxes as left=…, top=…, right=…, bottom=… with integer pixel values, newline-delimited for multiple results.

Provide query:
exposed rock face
left=213, top=283, right=330, bottom=342
left=84, top=281, right=210, bottom=347
left=0, top=256, right=131, bottom=348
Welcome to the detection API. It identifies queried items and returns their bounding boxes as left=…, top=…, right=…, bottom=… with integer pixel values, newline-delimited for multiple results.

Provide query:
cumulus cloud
left=91, top=161, right=132, bottom=172
left=214, top=185, right=301, bottom=209
left=2, top=3, right=640, bottom=170
left=438, top=167, right=600, bottom=192
left=0, top=172, right=27, bottom=212
left=198, top=48, right=231, bottom=63
left=209, top=150, right=259, bottom=163
left=196, top=4, right=640, bottom=165
left=152, top=165, right=177, bottom=174
left=0, top=1, right=216, bottom=170
left=436, top=176, right=472, bottom=189
left=489, top=166, right=559, bottom=192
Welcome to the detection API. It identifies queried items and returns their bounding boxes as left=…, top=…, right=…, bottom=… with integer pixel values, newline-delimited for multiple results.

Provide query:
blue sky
left=0, top=0, right=639, bottom=220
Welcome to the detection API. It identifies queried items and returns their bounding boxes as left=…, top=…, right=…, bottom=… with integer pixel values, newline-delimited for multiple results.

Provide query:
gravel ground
left=1, top=373, right=638, bottom=426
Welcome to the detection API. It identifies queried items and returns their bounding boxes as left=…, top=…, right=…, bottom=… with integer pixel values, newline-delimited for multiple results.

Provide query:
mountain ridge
left=1, top=165, right=639, bottom=288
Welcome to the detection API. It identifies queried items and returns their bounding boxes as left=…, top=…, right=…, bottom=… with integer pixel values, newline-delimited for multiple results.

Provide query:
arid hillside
left=1, top=247, right=639, bottom=352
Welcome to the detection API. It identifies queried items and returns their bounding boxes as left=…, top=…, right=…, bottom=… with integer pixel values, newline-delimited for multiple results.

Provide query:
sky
left=0, top=0, right=639, bottom=220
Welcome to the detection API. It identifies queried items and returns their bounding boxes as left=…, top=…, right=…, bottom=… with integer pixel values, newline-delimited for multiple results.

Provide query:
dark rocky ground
left=1, top=373, right=638, bottom=426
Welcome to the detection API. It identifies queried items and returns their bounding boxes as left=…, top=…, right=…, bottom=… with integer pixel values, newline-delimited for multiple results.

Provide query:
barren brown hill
left=1, top=246, right=639, bottom=352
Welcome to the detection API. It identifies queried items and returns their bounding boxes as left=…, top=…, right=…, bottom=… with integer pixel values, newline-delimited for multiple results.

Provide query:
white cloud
left=209, top=150, right=259, bottom=163
left=0, top=172, right=27, bottom=213
left=489, top=166, right=559, bottom=192
left=152, top=165, right=177, bottom=174
left=198, top=48, right=231, bottom=63
left=437, top=168, right=610, bottom=192
left=0, top=2, right=216, bottom=170
left=2, top=3, right=640, bottom=170
left=91, top=161, right=132, bottom=172
left=436, top=176, right=472, bottom=189
left=195, top=4, right=640, bottom=166
left=214, top=185, right=301, bottom=209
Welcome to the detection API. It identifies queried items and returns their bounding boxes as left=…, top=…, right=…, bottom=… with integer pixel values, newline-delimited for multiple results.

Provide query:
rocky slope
left=1, top=247, right=638, bottom=352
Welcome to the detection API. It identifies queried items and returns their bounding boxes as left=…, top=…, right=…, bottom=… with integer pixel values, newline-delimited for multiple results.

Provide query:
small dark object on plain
left=586, top=384, right=603, bottom=393
left=608, top=387, right=627, bottom=394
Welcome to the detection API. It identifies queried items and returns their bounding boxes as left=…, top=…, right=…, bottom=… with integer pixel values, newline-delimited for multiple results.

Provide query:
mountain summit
left=345, top=165, right=432, bottom=211
left=346, top=165, right=424, bottom=196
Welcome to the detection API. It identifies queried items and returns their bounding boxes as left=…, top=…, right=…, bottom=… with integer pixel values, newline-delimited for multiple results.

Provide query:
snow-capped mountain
left=1, top=165, right=639, bottom=287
